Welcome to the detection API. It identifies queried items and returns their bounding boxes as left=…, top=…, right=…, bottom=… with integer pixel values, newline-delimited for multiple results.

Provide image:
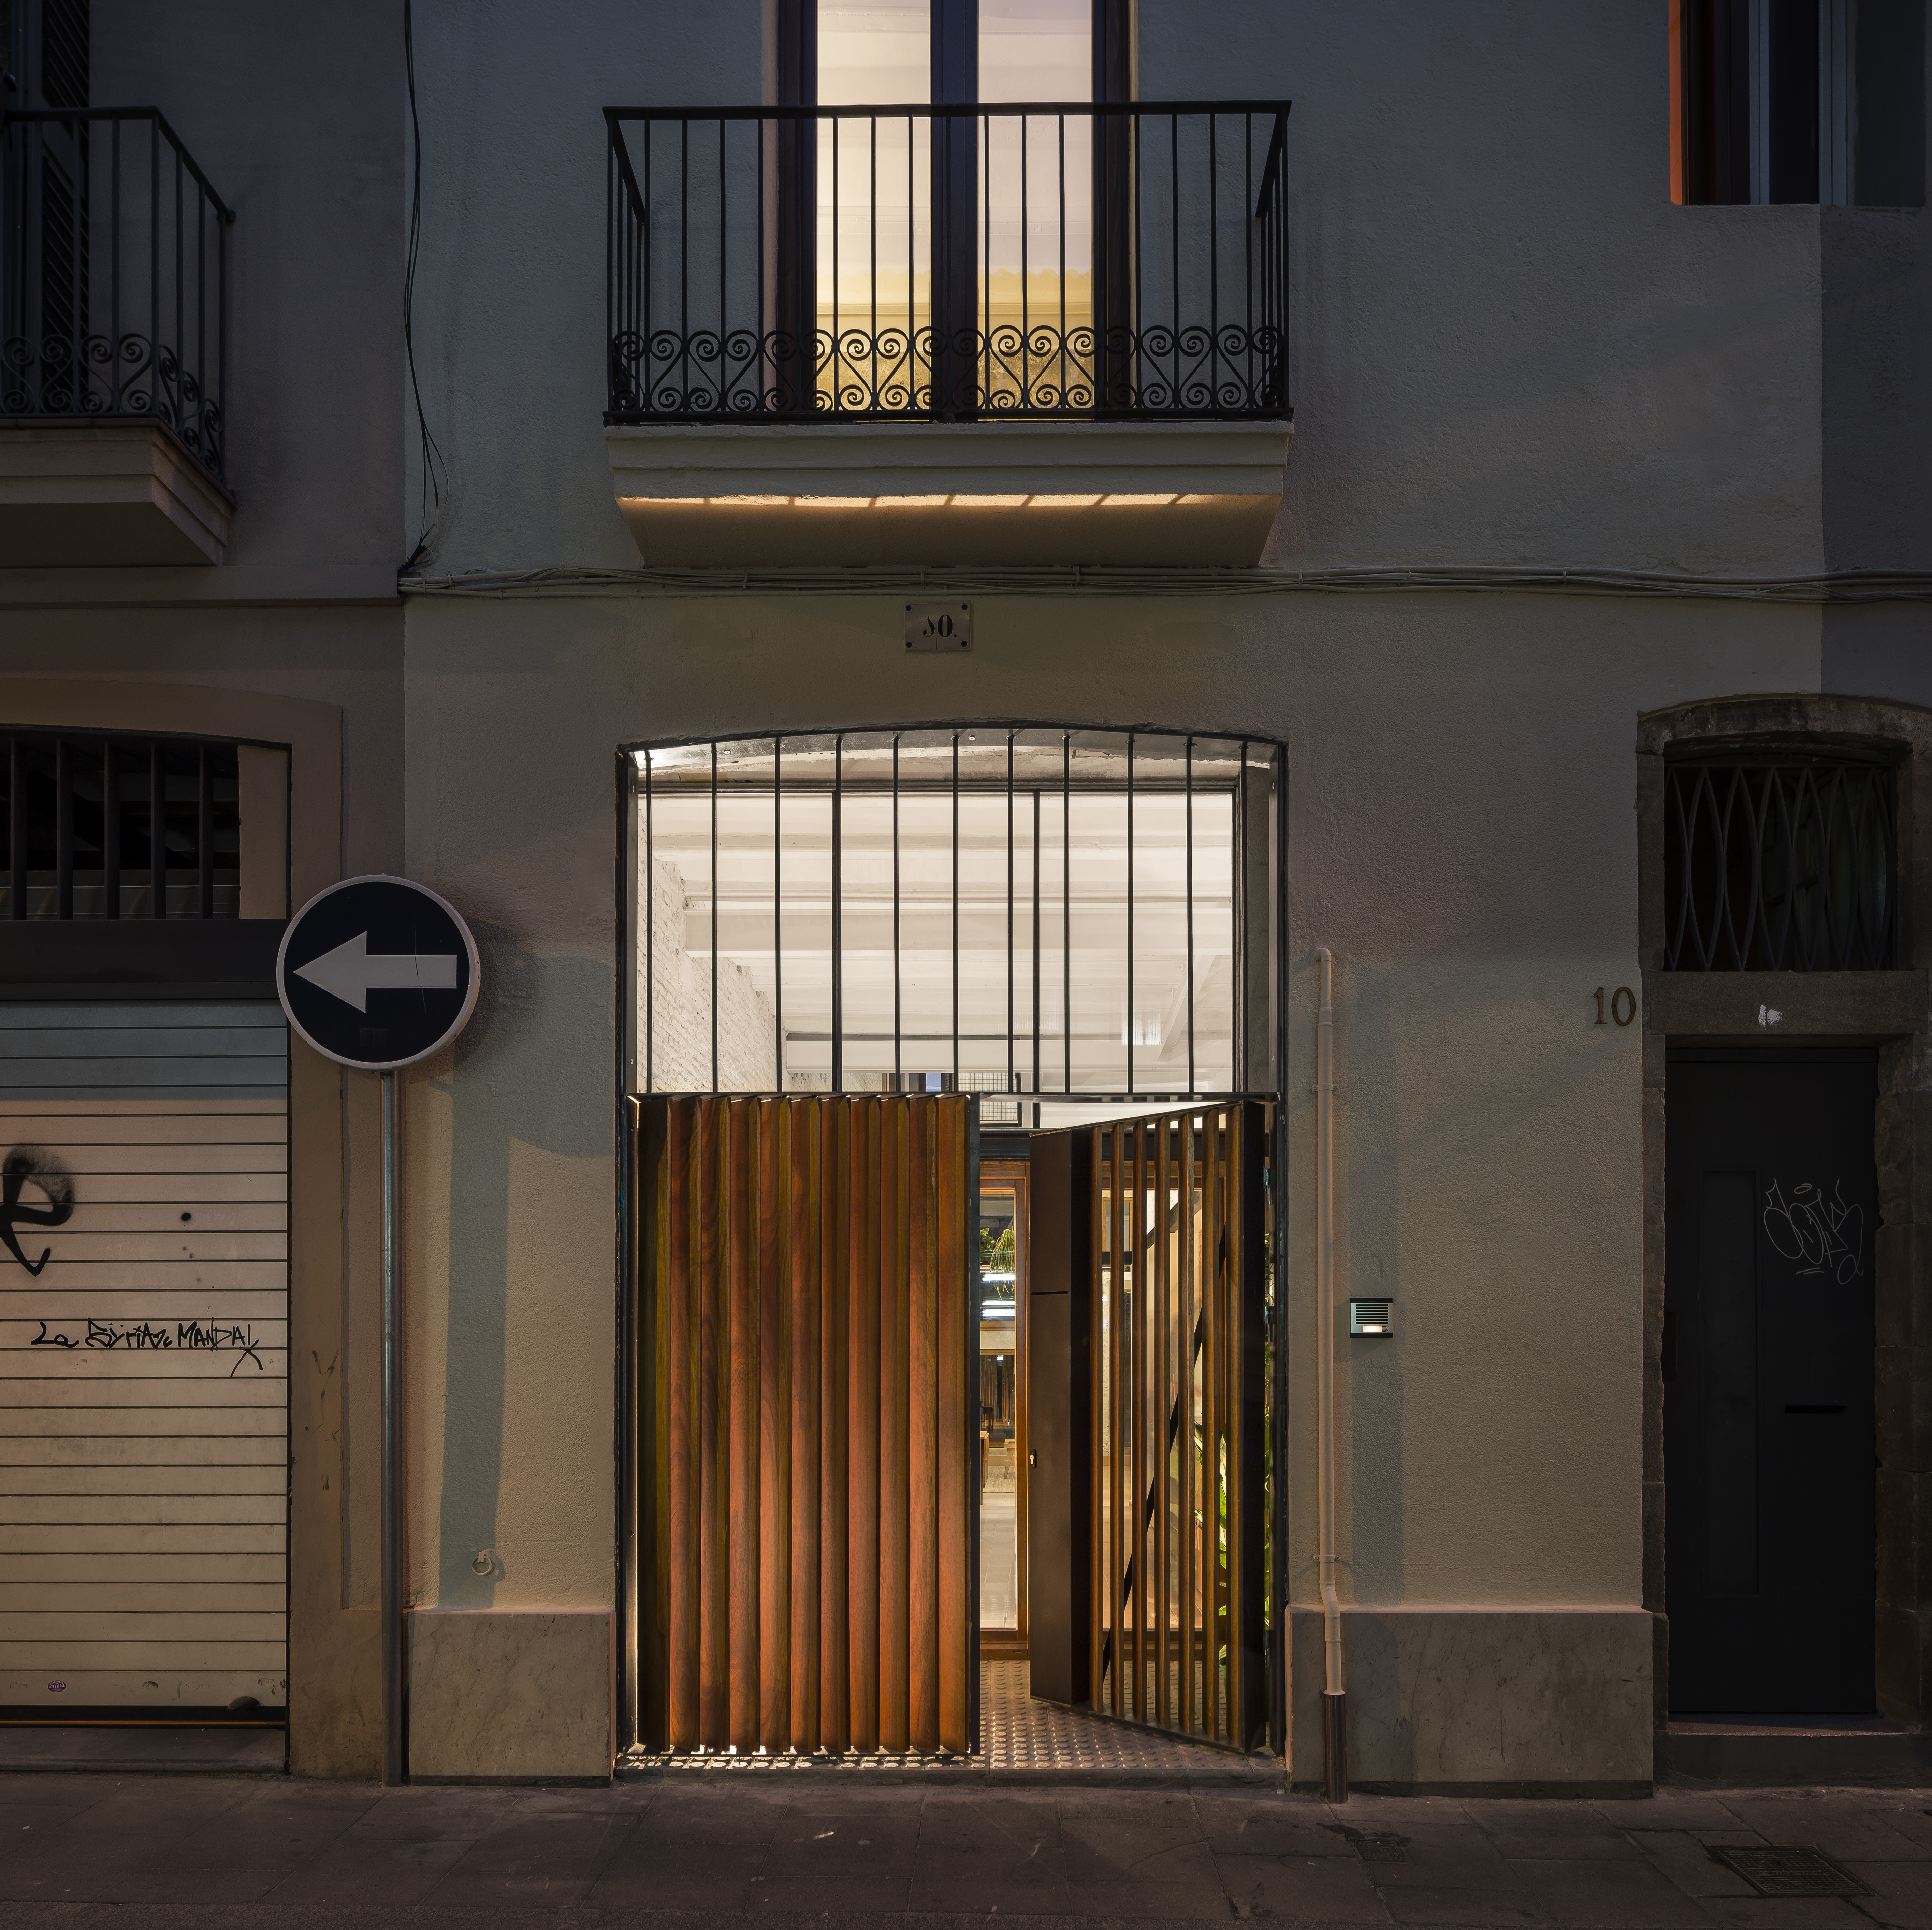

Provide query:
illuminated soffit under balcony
left=605, top=418, right=1291, bottom=567
left=602, top=97, right=1293, bottom=566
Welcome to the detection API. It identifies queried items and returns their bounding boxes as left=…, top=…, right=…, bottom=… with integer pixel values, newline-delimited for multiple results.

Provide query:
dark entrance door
left=1665, top=1049, right=1878, bottom=1713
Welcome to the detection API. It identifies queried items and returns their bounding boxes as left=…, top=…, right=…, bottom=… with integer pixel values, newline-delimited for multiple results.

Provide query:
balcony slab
left=0, top=420, right=236, bottom=567
left=605, top=418, right=1291, bottom=567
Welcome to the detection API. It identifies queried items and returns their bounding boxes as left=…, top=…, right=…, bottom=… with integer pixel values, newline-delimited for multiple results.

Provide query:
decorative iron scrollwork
left=1, top=333, right=225, bottom=475
left=609, top=319, right=1286, bottom=423
left=1664, top=758, right=1899, bottom=971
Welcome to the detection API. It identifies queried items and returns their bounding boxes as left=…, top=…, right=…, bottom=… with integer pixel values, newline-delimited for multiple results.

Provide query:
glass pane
left=818, top=0, right=931, bottom=410
left=980, top=0, right=1093, bottom=410
left=818, top=0, right=930, bottom=105
left=979, top=0, right=1089, bottom=105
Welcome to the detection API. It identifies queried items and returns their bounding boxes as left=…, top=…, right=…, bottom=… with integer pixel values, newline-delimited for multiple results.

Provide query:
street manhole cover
left=1711, top=1846, right=1867, bottom=1897
left=1325, top=1825, right=1408, bottom=1864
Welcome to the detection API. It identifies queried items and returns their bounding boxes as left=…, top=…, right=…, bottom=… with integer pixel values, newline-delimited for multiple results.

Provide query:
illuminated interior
left=814, top=0, right=1095, bottom=407
left=633, top=730, right=1272, bottom=1128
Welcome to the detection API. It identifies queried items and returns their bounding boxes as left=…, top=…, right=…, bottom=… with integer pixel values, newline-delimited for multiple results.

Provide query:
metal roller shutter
left=0, top=1001, right=288, bottom=1715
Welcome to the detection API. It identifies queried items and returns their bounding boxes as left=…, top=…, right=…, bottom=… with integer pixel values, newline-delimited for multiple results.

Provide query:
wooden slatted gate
left=633, top=1093, right=977, bottom=1755
left=1093, top=1103, right=1267, bottom=1751
left=0, top=1000, right=289, bottom=1715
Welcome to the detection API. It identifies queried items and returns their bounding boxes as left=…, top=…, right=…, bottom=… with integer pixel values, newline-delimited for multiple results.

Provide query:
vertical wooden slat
left=1131, top=1121, right=1147, bottom=1720
left=788, top=1100, right=820, bottom=1751
left=1155, top=1117, right=1171, bottom=1728
left=1088, top=1124, right=1105, bottom=1713
left=848, top=1099, right=881, bottom=1750
left=727, top=1102, right=759, bottom=1748
left=697, top=1100, right=727, bottom=1744
left=1218, top=1106, right=1236, bottom=1745
left=1215, top=1108, right=1232, bottom=1741
left=664, top=1101, right=697, bottom=1747
left=821, top=1100, right=851, bottom=1753
left=936, top=1097, right=969, bottom=1753
left=758, top=1100, right=789, bottom=1751
left=879, top=1098, right=912, bottom=1752
left=1204, top=1106, right=1223, bottom=1741
left=909, top=1098, right=940, bottom=1753
left=1097, top=1126, right=1110, bottom=1714
left=1178, top=1110, right=1195, bottom=1738
left=1109, top=1125, right=1125, bottom=1717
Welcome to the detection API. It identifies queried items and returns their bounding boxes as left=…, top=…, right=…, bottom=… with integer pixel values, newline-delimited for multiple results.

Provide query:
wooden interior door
left=634, top=1093, right=977, bottom=1755
left=1028, top=1103, right=1268, bottom=1750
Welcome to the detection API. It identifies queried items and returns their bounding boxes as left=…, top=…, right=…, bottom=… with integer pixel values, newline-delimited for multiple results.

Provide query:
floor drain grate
left=1711, top=1846, right=1868, bottom=1897
left=1327, top=1825, right=1409, bottom=1864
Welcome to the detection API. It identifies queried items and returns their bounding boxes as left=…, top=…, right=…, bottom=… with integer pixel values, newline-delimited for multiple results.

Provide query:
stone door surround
left=1637, top=693, right=1932, bottom=1732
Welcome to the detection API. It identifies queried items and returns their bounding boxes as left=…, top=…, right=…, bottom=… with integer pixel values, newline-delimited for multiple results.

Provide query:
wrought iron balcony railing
left=605, top=100, right=1289, bottom=424
left=2, top=108, right=233, bottom=482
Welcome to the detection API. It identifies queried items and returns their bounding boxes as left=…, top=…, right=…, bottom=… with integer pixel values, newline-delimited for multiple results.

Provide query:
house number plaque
left=905, top=602, right=972, bottom=652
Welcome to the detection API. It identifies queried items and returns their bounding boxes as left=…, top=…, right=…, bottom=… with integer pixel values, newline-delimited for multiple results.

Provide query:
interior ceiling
left=644, top=787, right=1237, bottom=1088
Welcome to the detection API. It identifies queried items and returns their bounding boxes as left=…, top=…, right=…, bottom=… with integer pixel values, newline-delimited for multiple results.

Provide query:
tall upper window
left=811, top=0, right=1101, bottom=411
left=1674, top=0, right=1926, bottom=206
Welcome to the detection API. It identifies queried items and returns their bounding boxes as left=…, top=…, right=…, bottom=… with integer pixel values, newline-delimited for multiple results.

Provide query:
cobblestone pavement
left=0, top=1775, right=1927, bottom=1928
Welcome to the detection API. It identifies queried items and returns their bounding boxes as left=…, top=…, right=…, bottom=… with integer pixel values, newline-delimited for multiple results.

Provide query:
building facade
left=2, top=0, right=1929, bottom=1790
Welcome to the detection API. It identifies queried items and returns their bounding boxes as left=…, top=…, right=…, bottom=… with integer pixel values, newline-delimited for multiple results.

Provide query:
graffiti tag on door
left=0, top=1147, right=74, bottom=1276
left=1762, top=1178, right=1863, bottom=1285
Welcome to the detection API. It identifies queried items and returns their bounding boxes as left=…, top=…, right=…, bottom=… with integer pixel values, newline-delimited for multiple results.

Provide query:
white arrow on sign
left=293, top=932, right=460, bottom=1013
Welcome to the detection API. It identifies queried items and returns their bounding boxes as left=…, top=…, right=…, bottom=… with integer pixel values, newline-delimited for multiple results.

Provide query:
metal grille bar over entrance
left=626, top=727, right=1283, bottom=1129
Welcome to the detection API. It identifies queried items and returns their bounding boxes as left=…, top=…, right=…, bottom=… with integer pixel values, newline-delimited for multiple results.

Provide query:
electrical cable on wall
left=402, top=0, right=447, bottom=576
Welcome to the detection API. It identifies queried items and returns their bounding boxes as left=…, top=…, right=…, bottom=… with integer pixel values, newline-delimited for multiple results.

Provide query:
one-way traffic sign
left=276, top=876, right=480, bottom=1070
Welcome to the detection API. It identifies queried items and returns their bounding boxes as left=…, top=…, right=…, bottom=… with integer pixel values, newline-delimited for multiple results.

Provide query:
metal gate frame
left=614, top=721, right=1290, bottom=1758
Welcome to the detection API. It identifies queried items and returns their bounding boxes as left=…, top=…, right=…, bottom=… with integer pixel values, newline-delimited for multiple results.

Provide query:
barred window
left=0, top=732, right=242, bottom=921
left=627, top=727, right=1282, bottom=1126
left=1663, top=753, right=1900, bottom=971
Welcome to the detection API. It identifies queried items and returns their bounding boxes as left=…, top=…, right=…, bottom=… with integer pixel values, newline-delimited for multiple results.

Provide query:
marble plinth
left=1289, top=1606, right=1653, bottom=1796
left=409, top=1610, right=613, bottom=1782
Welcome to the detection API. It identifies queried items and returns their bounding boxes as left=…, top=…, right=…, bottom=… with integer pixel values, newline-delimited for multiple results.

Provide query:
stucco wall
left=89, top=0, right=405, bottom=585
left=401, top=0, right=1893, bottom=582
left=407, top=0, right=764, bottom=580
left=398, top=586, right=1830, bottom=1634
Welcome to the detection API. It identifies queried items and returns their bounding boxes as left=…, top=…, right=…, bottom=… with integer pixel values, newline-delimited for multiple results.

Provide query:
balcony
left=602, top=101, right=1292, bottom=567
left=1, top=108, right=236, bottom=566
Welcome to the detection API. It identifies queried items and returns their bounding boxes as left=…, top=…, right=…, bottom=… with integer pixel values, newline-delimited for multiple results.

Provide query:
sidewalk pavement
left=0, top=1773, right=1927, bottom=1929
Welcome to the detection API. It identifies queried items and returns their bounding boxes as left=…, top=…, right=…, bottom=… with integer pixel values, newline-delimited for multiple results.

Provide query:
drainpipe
left=1315, top=947, right=1347, bottom=1802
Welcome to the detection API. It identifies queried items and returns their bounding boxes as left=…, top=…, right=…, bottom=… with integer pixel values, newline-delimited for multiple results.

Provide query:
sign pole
left=274, top=875, right=479, bottom=1789
left=380, top=1066, right=404, bottom=1786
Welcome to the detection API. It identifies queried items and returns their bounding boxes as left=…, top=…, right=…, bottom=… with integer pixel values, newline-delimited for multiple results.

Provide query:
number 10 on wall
left=1594, top=986, right=1637, bottom=1027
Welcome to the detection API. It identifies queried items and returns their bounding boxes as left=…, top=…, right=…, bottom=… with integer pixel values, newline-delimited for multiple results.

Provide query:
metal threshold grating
left=1711, top=1846, right=1869, bottom=1897
left=621, top=1659, right=1279, bottom=1785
